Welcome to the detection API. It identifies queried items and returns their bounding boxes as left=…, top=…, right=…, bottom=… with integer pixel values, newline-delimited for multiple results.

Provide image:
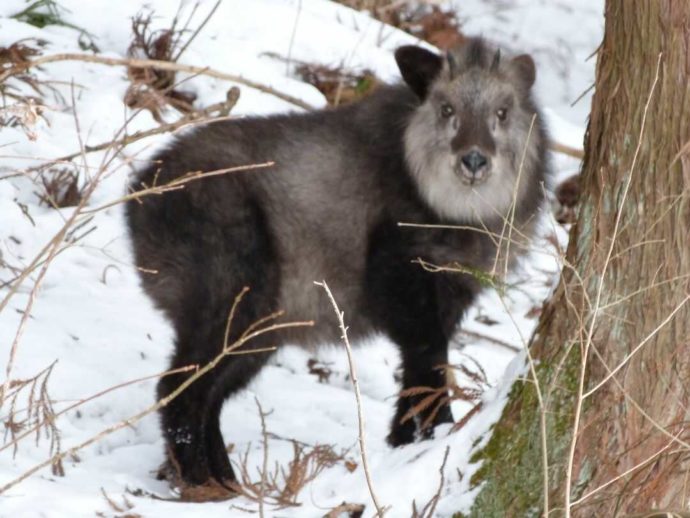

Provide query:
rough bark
left=464, top=1, right=690, bottom=516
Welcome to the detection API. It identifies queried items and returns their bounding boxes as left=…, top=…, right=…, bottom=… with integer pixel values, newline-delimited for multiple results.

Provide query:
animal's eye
left=440, top=103, right=454, bottom=118
left=496, top=107, right=508, bottom=121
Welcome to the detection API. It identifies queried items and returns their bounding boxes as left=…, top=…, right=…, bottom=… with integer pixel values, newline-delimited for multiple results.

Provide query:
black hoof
left=387, top=418, right=416, bottom=447
left=387, top=404, right=454, bottom=447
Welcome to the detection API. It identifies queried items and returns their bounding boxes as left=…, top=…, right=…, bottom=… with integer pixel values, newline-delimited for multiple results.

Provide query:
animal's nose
left=461, top=150, right=488, bottom=173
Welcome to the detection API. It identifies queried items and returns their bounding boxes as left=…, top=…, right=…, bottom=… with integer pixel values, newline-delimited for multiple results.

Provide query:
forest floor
left=0, top=1, right=601, bottom=516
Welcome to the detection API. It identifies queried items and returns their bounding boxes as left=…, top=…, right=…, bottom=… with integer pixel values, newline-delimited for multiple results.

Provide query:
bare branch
left=315, top=280, right=386, bottom=517
left=0, top=52, right=314, bottom=110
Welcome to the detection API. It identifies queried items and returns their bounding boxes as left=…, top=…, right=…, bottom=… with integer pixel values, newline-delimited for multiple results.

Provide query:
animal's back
left=127, top=85, right=422, bottom=343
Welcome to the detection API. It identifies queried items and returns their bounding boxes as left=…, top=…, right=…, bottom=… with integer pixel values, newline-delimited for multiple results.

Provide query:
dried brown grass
left=335, top=1, right=464, bottom=50
left=0, top=38, right=47, bottom=100
left=1, top=361, right=63, bottom=476
left=123, top=1, right=222, bottom=122
left=97, top=487, right=142, bottom=518
left=398, top=362, right=489, bottom=434
left=294, top=61, right=378, bottom=106
left=228, top=401, right=347, bottom=510
left=124, top=9, right=197, bottom=121
left=36, top=166, right=84, bottom=208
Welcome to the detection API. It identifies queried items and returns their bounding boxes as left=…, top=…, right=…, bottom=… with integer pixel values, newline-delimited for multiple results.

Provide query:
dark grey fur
left=126, top=37, right=549, bottom=489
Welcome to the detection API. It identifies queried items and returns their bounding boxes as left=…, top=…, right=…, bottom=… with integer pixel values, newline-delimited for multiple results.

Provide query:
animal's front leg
left=387, top=336, right=453, bottom=447
left=365, top=222, right=472, bottom=446
left=371, top=265, right=456, bottom=446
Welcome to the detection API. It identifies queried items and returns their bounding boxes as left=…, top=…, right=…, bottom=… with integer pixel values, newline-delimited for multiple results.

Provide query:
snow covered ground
left=0, top=1, right=603, bottom=516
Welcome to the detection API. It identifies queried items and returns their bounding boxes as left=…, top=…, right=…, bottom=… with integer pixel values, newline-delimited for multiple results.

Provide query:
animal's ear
left=395, top=46, right=443, bottom=99
left=511, top=54, right=536, bottom=89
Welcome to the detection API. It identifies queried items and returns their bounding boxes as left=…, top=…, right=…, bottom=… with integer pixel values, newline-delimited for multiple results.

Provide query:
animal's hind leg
left=203, top=344, right=276, bottom=486
left=149, top=196, right=280, bottom=493
left=157, top=348, right=217, bottom=487
left=205, top=399, right=232, bottom=484
left=157, top=301, right=276, bottom=490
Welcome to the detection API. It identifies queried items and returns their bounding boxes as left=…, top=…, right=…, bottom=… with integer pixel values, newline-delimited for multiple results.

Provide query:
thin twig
left=491, top=110, right=549, bottom=515
left=0, top=85, right=109, bottom=408
left=172, top=0, right=222, bottom=62
left=255, top=397, right=269, bottom=518
left=583, top=294, right=690, bottom=398
left=456, top=329, right=521, bottom=353
left=85, top=160, right=274, bottom=214
left=0, top=365, right=195, bottom=455
left=549, top=140, right=584, bottom=160
left=23, top=86, right=240, bottom=169
left=415, top=446, right=450, bottom=518
left=495, top=293, right=550, bottom=517
left=570, top=434, right=679, bottom=506
left=285, top=0, right=303, bottom=74
left=496, top=114, right=537, bottom=276
left=315, top=281, right=386, bottom=517
left=0, top=53, right=314, bottom=110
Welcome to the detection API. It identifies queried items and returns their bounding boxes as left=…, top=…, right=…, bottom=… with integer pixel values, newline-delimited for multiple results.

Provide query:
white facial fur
left=404, top=84, right=539, bottom=225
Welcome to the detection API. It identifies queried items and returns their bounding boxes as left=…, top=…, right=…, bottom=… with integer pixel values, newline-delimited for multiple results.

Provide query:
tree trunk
left=465, top=2, right=690, bottom=516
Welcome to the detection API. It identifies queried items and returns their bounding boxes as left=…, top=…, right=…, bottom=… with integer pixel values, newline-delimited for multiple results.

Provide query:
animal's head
left=397, top=38, right=546, bottom=224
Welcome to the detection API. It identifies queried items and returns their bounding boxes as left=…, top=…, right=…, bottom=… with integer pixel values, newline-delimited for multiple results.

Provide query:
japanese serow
left=126, top=37, right=549, bottom=494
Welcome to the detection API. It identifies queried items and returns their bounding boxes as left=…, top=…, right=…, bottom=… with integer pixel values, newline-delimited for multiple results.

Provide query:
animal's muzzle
left=457, top=150, right=490, bottom=185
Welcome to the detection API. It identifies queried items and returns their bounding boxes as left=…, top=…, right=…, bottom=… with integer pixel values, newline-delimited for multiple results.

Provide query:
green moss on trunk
left=457, top=342, right=583, bottom=518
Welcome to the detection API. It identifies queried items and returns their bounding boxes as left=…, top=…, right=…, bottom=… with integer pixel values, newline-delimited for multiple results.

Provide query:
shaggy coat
left=126, top=37, right=549, bottom=490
